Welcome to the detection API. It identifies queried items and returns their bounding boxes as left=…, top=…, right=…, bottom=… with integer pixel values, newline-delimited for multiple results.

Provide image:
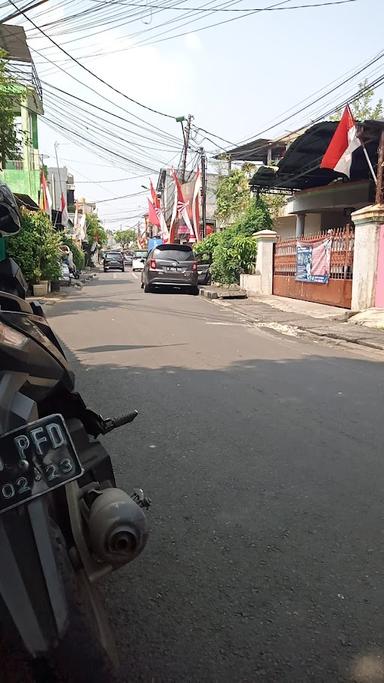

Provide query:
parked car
left=103, top=251, right=125, bottom=272
left=132, top=250, right=147, bottom=272
left=197, top=258, right=211, bottom=285
left=141, top=244, right=198, bottom=294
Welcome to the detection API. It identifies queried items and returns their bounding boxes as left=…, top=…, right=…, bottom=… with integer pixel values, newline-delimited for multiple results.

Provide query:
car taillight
left=192, top=262, right=197, bottom=271
left=150, top=259, right=157, bottom=269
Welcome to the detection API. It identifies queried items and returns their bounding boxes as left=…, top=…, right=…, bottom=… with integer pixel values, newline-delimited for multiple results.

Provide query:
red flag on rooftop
left=320, top=105, right=361, bottom=178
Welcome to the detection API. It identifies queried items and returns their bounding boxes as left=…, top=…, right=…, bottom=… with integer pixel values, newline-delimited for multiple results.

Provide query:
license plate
left=167, top=266, right=178, bottom=272
left=0, top=414, right=83, bottom=514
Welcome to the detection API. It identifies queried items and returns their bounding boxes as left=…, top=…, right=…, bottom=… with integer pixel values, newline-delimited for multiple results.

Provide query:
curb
left=200, top=287, right=247, bottom=300
left=210, top=299, right=384, bottom=352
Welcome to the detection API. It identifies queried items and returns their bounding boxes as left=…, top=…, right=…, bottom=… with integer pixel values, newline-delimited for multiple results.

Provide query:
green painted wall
left=0, top=169, right=40, bottom=204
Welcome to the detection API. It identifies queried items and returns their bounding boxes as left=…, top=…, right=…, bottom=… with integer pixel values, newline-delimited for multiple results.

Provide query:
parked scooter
left=0, top=184, right=149, bottom=681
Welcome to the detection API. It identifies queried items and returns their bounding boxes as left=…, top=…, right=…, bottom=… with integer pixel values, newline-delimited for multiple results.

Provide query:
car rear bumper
left=148, top=271, right=198, bottom=287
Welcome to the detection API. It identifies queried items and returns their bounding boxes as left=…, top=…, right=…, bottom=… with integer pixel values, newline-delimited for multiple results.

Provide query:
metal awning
left=250, top=120, right=384, bottom=191
left=14, top=193, right=39, bottom=211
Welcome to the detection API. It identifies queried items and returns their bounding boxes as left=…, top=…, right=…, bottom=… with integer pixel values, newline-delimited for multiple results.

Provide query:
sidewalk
left=202, top=290, right=384, bottom=351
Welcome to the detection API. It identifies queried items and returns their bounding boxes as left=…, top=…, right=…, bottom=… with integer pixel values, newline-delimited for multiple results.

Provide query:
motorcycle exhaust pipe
left=88, top=488, right=148, bottom=568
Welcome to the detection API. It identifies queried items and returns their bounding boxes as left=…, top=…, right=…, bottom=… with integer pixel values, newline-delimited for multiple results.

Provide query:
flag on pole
left=155, top=206, right=169, bottom=241
left=320, top=105, right=361, bottom=178
left=60, top=192, right=69, bottom=227
left=40, top=172, right=52, bottom=217
left=150, top=179, right=160, bottom=208
left=192, top=168, right=201, bottom=241
left=170, top=169, right=195, bottom=240
left=147, top=198, right=160, bottom=226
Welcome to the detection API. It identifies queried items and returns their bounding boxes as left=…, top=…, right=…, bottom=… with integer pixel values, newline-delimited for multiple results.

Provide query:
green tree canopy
left=0, top=49, right=22, bottom=168
left=115, top=228, right=137, bottom=250
left=85, top=213, right=108, bottom=247
left=331, top=80, right=383, bottom=121
left=215, top=169, right=251, bottom=225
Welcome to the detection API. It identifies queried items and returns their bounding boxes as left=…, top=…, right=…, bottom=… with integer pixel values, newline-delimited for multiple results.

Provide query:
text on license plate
left=0, top=414, right=83, bottom=513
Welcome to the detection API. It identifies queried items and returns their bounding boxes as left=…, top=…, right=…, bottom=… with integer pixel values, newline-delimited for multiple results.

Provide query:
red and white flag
left=320, top=105, right=361, bottom=178
left=147, top=198, right=160, bottom=226
left=192, top=168, right=201, bottom=241
left=155, top=206, right=169, bottom=241
left=150, top=179, right=160, bottom=209
left=60, top=192, right=68, bottom=227
left=39, top=172, right=52, bottom=217
left=170, top=170, right=195, bottom=241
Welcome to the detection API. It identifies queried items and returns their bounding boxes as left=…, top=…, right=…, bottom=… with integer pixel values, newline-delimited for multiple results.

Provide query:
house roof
left=0, top=25, right=32, bottom=63
left=250, top=120, right=384, bottom=191
left=220, top=138, right=272, bottom=162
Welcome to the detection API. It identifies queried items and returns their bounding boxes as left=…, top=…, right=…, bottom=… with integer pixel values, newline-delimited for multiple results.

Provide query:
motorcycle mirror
left=0, top=185, right=21, bottom=236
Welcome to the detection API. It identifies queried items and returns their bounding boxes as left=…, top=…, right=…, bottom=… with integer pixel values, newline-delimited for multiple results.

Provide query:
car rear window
left=105, top=252, right=122, bottom=259
left=154, top=247, right=194, bottom=261
left=134, top=251, right=147, bottom=258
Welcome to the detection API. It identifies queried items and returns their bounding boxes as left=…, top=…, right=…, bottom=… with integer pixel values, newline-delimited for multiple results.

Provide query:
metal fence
left=274, top=228, right=354, bottom=280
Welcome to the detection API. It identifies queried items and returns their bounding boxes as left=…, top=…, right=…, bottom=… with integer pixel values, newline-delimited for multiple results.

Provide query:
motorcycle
left=0, top=185, right=149, bottom=681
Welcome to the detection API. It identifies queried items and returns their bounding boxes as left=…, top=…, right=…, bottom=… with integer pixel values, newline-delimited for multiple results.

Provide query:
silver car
left=141, top=244, right=199, bottom=294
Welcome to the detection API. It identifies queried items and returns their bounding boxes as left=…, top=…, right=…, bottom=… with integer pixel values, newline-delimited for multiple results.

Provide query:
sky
left=10, top=0, right=384, bottom=229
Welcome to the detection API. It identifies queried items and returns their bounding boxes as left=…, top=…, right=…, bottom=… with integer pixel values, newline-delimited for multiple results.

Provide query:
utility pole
left=179, top=114, right=193, bottom=183
left=375, top=128, right=384, bottom=205
left=200, top=146, right=207, bottom=240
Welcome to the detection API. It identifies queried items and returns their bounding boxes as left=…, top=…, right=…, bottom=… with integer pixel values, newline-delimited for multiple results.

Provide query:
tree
left=194, top=198, right=272, bottom=285
left=0, top=49, right=22, bottom=169
left=85, top=213, right=108, bottom=247
left=115, top=228, right=137, bottom=250
left=7, top=209, right=61, bottom=284
left=215, top=169, right=251, bottom=225
left=331, top=80, right=383, bottom=121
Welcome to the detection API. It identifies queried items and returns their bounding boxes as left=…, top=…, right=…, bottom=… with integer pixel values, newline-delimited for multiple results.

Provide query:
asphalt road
left=48, top=271, right=384, bottom=683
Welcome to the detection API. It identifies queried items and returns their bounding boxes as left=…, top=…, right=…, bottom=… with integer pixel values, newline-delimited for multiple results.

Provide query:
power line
left=85, top=0, right=355, bottom=11
left=8, top=0, right=179, bottom=119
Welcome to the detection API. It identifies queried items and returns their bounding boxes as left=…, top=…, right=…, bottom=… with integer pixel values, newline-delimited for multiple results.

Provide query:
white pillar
left=253, top=229, right=278, bottom=295
left=351, top=204, right=384, bottom=311
left=295, top=212, right=305, bottom=238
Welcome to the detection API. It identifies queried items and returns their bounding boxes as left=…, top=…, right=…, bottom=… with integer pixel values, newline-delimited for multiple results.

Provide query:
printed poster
left=296, top=238, right=332, bottom=284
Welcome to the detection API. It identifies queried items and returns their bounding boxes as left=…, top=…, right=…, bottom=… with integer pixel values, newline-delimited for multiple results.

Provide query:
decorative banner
left=296, top=238, right=332, bottom=284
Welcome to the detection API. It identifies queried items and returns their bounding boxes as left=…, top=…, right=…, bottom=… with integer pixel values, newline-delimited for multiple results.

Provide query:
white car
left=132, top=250, right=147, bottom=272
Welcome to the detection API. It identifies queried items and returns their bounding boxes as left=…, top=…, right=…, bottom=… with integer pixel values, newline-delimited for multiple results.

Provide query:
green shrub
left=211, top=233, right=257, bottom=285
left=61, top=234, right=85, bottom=270
left=7, top=209, right=61, bottom=284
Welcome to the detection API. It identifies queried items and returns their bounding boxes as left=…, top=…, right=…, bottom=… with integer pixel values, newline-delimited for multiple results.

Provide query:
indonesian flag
left=170, top=170, right=195, bottom=241
left=150, top=179, right=160, bottom=208
left=40, top=172, right=52, bottom=217
left=192, top=169, right=201, bottom=242
left=60, top=192, right=68, bottom=227
left=320, top=105, right=361, bottom=178
left=147, top=198, right=160, bottom=226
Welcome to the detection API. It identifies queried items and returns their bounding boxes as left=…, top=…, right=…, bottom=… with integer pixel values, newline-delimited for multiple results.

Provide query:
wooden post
left=375, top=129, right=384, bottom=205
